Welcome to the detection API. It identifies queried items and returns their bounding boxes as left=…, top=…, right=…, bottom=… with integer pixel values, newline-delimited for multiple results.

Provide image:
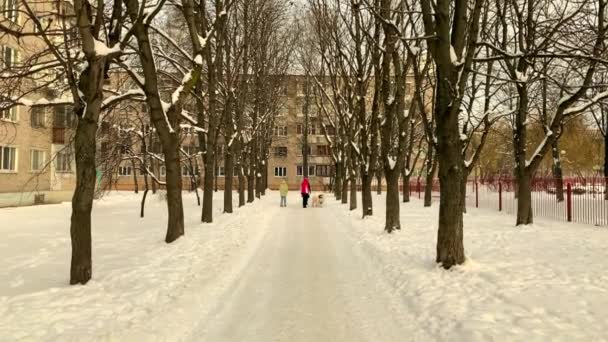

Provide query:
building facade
left=0, top=2, right=77, bottom=207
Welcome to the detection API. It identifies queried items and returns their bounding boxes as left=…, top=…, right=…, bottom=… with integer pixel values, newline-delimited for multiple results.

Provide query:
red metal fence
left=405, top=177, right=608, bottom=226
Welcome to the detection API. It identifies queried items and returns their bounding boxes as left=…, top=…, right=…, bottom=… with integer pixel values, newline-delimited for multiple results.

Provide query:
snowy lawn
left=0, top=191, right=276, bottom=341
left=336, top=193, right=608, bottom=341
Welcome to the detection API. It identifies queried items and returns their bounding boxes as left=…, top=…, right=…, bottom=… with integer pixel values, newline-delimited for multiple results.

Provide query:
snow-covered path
left=192, top=197, right=417, bottom=342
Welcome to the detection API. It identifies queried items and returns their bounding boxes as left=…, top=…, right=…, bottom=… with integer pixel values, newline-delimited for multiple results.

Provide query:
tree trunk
left=334, top=161, right=343, bottom=200
left=605, top=129, right=608, bottom=200
left=261, top=159, right=268, bottom=196
left=202, top=149, right=215, bottom=222
left=247, top=163, right=255, bottom=203
left=70, top=117, right=97, bottom=285
left=341, top=175, right=348, bottom=204
left=164, top=139, right=185, bottom=242
left=424, top=155, right=438, bottom=207
left=376, top=172, right=382, bottom=194
left=349, top=174, right=357, bottom=211
left=435, top=84, right=465, bottom=269
left=140, top=167, right=149, bottom=218
left=361, top=171, right=373, bottom=217
left=402, top=172, right=410, bottom=203
left=551, top=140, right=564, bottom=202
left=131, top=159, right=139, bottom=193
left=224, top=151, right=234, bottom=213
left=516, top=169, right=534, bottom=225
left=384, top=169, right=401, bottom=232
left=238, top=170, right=246, bottom=207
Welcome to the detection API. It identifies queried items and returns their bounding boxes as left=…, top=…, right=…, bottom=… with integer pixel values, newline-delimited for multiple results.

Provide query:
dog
left=311, top=194, right=325, bottom=208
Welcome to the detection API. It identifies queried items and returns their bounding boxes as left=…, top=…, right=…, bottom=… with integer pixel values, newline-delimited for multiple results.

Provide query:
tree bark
left=224, top=152, right=234, bottom=213
left=435, top=76, right=465, bottom=268
left=247, top=160, right=255, bottom=203
left=384, top=169, right=401, bottom=232
left=551, top=140, right=565, bottom=202
left=334, top=161, right=343, bottom=200
left=402, top=172, right=410, bottom=203
left=341, top=174, right=349, bottom=204
left=131, top=159, right=139, bottom=193
left=361, top=171, right=373, bottom=216
left=70, top=116, right=98, bottom=285
left=164, top=138, right=185, bottom=242
left=516, top=168, right=534, bottom=225
left=349, top=173, right=357, bottom=211
left=424, top=156, right=438, bottom=207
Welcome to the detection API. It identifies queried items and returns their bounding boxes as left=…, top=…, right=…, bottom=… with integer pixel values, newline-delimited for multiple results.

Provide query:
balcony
left=53, top=127, right=66, bottom=144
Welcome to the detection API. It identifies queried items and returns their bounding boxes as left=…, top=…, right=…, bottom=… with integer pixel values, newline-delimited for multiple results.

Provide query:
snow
left=93, top=39, right=120, bottom=57
left=387, top=157, right=396, bottom=170
left=450, top=45, right=458, bottom=65
left=525, top=130, right=552, bottom=167
left=198, top=35, right=208, bottom=49
left=515, top=70, right=528, bottom=82
left=0, top=192, right=274, bottom=341
left=339, top=193, right=608, bottom=341
left=3, top=191, right=607, bottom=341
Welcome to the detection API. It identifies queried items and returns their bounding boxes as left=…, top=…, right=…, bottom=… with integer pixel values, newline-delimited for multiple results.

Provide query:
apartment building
left=0, top=1, right=77, bottom=207
left=267, top=75, right=334, bottom=191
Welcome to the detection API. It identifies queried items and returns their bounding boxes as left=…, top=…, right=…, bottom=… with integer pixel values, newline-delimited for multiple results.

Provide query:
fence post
left=499, top=181, right=502, bottom=211
left=475, top=181, right=479, bottom=208
left=417, top=180, right=421, bottom=199
left=567, top=183, right=572, bottom=222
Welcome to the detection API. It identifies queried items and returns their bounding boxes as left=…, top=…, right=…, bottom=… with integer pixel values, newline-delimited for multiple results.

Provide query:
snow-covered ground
left=1, top=190, right=608, bottom=341
left=0, top=192, right=277, bottom=341
left=342, top=193, right=608, bottom=341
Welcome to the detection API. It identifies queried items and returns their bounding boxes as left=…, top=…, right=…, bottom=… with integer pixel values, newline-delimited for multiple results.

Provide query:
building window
left=30, top=149, right=46, bottom=171
left=118, top=165, right=132, bottom=176
left=182, top=145, right=197, bottom=155
left=296, top=165, right=316, bottom=176
left=100, top=121, right=110, bottom=134
left=274, top=167, right=287, bottom=177
left=54, top=105, right=77, bottom=128
left=324, top=125, right=336, bottom=135
left=316, top=165, right=333, bottom=177
left=31, top=107, right=45, bottom=127
left=0, top=146, right=17, bottom=171
left=297, top=122, right=317, bottom=135
left=299, top=145, right=311, bottom=156
left=215, top=165, right=225, bottom=177
left=274, top=126, right=287, bottom=136
left=2, top=0, right=18, bottom=22
left=274, top=146, right=287, bottom=157
left=309, top=122, right=317, bottom=135
left=1, top=107, right=17, bottom=122
left=56, top=150, right=72, bottom=172
left=2, top=45, right=19, bottom=68
left=317, top=145, right=330, bottom=156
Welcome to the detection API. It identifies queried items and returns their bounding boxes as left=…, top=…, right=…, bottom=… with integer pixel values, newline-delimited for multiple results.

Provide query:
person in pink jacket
left=300, top=177, right=311, bottom=208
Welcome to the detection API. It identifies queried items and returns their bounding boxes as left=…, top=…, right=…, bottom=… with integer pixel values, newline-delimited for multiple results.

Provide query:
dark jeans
left=302, top=193, right=309, bottom=208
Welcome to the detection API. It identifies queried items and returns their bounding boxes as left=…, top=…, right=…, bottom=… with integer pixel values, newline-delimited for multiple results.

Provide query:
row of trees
left=0, top=0, right=293, bottom=284
left=300, top=0, right=607, bottom=268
